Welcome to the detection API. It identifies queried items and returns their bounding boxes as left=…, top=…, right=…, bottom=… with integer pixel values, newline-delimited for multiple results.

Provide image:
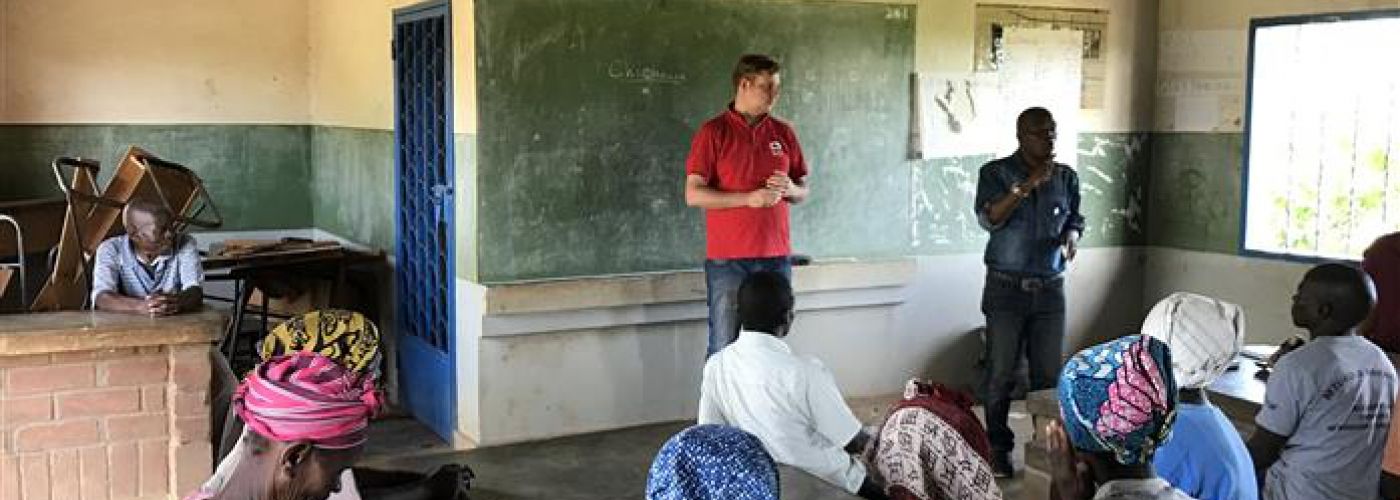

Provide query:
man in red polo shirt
left=684, top=54, right=810, bottom=357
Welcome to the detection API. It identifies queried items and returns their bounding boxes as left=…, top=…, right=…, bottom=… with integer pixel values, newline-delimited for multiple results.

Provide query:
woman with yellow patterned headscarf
left=260, top=309, right=383, bottom=379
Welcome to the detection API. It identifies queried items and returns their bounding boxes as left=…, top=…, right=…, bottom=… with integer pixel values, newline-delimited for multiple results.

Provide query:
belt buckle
left=1020, top=278, right=1043, bottom=292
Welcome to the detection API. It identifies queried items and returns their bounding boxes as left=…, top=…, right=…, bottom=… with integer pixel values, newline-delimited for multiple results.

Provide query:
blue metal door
left=393, top=1, right=455, bottom=442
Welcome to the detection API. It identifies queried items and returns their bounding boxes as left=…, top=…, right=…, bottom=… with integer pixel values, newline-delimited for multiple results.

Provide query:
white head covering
left=1142, top=292, right=1246, bottom=389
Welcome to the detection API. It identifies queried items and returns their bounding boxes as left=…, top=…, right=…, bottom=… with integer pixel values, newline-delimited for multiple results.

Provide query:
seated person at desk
left=1142, top=292, right=1257, bottom=500
left=1246, top=263, right=1395, bottom=500
left=207, top=310, right=473, bottom=500
left=1046, top=335, right=1194, bottom=500
left=697, top=271, right=887, bottom=499
left=91, top=199, right=203, bottom=314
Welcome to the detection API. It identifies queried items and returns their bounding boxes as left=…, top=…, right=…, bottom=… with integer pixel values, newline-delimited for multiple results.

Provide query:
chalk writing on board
left=607, top=61, right=687, bottom=85
left=1079, top=134, right=1147, bottom=237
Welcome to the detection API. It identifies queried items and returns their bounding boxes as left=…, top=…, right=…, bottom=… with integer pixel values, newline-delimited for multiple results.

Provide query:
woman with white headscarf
left=1143, top=292, right=1258, bottom=500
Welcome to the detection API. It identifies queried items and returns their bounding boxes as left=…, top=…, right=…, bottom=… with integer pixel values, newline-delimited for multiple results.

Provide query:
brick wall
left=1, top=343, right=214, bottom=500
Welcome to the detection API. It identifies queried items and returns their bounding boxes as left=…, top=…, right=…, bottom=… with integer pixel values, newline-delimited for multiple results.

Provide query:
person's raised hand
left=765, top=172, right=794, bottom=195
left=746, top=188, right=782, bottom=208
left=1062, top=232, right=1080, bottom=262
left=1046, top=420, right=1091, bottom=500
left=1027, top=162, right=1055, bottom=189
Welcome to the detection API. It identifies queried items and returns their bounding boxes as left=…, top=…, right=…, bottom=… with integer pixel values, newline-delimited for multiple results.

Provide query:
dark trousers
left=980, top=270, right=1066, bottom=454
left=703, top=257, right=792, bottom=357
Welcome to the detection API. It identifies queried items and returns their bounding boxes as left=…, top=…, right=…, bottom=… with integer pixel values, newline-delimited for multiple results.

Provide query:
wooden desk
left=1206, top=353, right=1271, bottom=434
left=202, top=244, right=383, bottom=361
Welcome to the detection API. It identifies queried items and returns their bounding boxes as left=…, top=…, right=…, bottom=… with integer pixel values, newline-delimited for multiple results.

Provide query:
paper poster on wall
left=992, top=27, right=1083, bottom=165
left=911, top=72, right=998, bottom=159
left=909, top=28, right=1083, bottom=162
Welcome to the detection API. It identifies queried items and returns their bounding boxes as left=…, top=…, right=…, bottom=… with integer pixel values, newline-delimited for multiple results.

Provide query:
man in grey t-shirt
left=1248, top=263, right=1397, bottom=500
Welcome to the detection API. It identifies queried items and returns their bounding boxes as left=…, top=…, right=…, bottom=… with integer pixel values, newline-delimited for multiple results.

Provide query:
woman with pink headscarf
left=186, top=352, right=378, bottom=500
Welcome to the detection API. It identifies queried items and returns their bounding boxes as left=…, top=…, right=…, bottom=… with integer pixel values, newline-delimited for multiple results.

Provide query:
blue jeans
left=981, top=270, right=1066, bottom=454
left=704, top=257, right=792, bottom=357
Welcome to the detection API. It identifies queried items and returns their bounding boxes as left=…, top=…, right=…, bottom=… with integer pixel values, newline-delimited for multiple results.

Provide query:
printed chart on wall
left=912, top=27, right=1082, bottom=163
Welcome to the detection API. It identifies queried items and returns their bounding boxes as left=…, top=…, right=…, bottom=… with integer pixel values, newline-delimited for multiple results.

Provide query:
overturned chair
left=30, top=146, right=223, bottom=311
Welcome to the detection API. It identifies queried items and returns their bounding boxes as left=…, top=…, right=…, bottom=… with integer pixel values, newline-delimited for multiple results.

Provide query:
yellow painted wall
left=1156, top=0, right=1400, bottom=132
left=914, top=0, right=1158, bottom=133
left=306, top=0, right=475, bottom=133
left=0, top=0, right=310, bottom=124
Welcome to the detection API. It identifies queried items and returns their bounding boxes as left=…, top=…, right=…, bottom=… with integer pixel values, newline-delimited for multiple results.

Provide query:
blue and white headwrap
left=646, top=425, right=779, bottom=500
left=1058, top=335, right=1178, bottom=466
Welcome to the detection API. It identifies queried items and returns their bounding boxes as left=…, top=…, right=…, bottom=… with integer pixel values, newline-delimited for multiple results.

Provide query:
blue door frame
left=392, top=0, right=456, bottom=443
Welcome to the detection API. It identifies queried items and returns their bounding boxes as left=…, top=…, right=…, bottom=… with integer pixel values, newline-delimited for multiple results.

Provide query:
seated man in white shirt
left=697, top=271, right=887, bottom=499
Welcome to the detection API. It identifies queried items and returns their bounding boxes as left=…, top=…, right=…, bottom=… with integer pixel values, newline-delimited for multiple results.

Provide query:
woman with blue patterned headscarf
left=647, top=424, right=780, bottom=500
left=1046, top=335, right=1198, bottom=500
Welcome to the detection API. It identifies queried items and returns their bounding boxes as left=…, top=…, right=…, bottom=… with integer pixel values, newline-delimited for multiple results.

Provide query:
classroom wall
left=0, top=0, right=314, bottom=230
left=455, top=0, right=1160, bottom=445
left=902, top=0, right=1158, bottom=354
left=0, top=0, right=467, bottom=247
left=1143, top=0, right=1400, bottom=344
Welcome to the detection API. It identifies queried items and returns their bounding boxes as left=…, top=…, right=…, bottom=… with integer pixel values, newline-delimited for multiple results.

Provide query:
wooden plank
left=0, top=268, right=12, bottom=300
left=79, top=147, right=148, bottom=253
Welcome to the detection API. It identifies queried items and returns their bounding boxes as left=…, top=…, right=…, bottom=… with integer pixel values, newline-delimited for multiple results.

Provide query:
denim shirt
left=974, top=154, right=1085, bottom=277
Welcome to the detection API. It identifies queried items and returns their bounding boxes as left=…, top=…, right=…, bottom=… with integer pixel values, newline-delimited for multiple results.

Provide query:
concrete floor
left=361, top=398, right=1034, bottom=500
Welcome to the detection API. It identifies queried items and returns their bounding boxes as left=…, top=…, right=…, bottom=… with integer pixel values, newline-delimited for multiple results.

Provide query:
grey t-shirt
left=1256, top=335, right=1397, bottom=500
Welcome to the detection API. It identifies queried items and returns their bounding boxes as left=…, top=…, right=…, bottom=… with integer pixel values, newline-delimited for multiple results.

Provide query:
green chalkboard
left=475, top=0, right=916, bottom=283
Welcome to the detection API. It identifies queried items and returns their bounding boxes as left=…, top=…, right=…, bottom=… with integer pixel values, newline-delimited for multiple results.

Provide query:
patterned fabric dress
left=866, top=380, right=1003, bottom=500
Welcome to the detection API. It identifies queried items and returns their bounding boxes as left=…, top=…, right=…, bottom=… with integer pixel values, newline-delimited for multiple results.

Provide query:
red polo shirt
left=686, top=106, right=809, bottom=259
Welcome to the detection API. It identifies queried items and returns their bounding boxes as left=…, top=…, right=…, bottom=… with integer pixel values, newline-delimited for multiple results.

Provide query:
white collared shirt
left=697, top=330, right=865, bottom=493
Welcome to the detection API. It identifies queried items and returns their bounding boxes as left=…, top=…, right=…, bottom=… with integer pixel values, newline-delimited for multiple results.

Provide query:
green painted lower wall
left=1146, top=132, right=1244, bottom=254
left=0, top=124, right=407, bottom=251
left=0, top=124, right=312, bottom=230
left=309, top=126, right=395, bottom=252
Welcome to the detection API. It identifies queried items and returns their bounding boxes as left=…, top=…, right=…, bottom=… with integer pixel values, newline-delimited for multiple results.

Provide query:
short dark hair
left=738, top=271, right=794, bottom=334
left=732, top=54, right=781, bottom=88
left=1303, top=263, right=1376, bottom=328
left=1016, top=107, right=1054, bottom=134
left=124, top=197, right=173, bottom=225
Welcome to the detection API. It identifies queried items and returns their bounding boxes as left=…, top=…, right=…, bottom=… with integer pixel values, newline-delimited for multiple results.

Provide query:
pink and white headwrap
left=234, top=351, right=381, bottom=450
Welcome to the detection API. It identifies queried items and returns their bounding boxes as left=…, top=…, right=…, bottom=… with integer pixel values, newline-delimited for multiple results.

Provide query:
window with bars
left=1243, top=12, right=1400, bottom=260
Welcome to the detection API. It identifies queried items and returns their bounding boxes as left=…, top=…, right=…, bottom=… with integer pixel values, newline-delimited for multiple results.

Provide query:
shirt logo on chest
left=768, top=140, right=784, bottom=157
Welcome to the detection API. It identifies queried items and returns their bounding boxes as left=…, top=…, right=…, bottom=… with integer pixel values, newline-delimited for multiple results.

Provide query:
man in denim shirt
left=973, top=107, right=1084, bottom=477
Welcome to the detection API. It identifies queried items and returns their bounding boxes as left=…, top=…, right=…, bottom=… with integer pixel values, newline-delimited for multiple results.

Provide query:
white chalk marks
left=606, top=60, right=687, bottom=85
